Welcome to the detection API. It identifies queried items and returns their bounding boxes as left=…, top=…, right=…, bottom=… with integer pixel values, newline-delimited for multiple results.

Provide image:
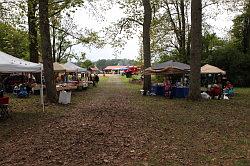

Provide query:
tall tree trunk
left=142, top=0, right=152, bottom=95
left=28, top=0, right=40, bottom=82
left=189, top=0, right=202, bottom=100
left=246, top=18, right=250, bottom=53
left=243, top=17, right=249, bottom=53
left=244, top=1, right=250, bottom=54
left=38, top=0, right=57, bottom=103
left=180, top=0, right=186, bottom=62
left=186, top=32, right=191, bottom=62
left=28, top=0, right=39, bottom=63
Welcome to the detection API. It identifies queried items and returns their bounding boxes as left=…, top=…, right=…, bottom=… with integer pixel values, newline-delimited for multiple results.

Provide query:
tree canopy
left=0, top=22, right=29, bottom=59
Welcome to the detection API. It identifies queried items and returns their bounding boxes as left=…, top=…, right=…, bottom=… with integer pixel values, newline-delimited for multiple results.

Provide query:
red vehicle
left=124, top=66, right=139, bottom=77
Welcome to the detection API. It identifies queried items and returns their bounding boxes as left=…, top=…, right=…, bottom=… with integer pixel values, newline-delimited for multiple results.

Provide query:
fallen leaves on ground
left=0, top=76, right=249, bottom=165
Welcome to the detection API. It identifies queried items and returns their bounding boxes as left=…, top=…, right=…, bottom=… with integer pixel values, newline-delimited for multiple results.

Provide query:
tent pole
left=40, top=70, right=45, bottom=112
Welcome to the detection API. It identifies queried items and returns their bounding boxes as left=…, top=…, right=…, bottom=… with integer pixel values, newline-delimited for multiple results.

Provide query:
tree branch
left=127, top=18, right=143, bottom=26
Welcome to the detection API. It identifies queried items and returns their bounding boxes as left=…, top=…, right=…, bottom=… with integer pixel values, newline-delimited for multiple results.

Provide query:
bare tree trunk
left=28, top=0, right=39, bottom=63
left=189, top=0, right=202, bottom=100
left=180, top=0, right=186, bottom=62
left=38, top=0, right=58, bottom=103
left=28, top=0, right=40, bottom=83
left=142, top=0, right=152, bottom=95
left=186, top=3, right=191, bottom=62
left=244, top=1, right=250, bottom=54
left=186, top=32, right=191, bottom=62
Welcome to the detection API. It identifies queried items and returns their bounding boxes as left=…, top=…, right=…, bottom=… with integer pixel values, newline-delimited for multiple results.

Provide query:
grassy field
left=0, top=75, right=249, bottom=165
left=121, top=75, right=250, bottom=165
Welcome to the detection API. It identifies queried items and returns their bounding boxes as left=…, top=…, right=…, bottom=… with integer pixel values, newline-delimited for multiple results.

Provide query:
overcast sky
left=71, top=3, right=241, bottom=62
left=71, top=5, right=140, bottom=62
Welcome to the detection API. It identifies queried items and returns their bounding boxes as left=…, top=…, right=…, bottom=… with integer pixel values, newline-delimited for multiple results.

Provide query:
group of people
left=55, top=73, right=100, bottom=86
left=208, top=81, right=234, bottom=99
left=13, top=77, right=36, bottom=97
left=56, top=73, right=79, bottom=83
left=89, top=74, right=99, bottom=86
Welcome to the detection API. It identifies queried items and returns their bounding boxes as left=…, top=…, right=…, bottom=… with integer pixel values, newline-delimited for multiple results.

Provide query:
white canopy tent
left=201, top=64, right=226, bottom=75
left=0, top=51, right=44, bottom=111
left=63, top=62, right=87, bottom=73
left=53, top=62, right=66, bottom=72
left=0, top=51, right=42, bottom=72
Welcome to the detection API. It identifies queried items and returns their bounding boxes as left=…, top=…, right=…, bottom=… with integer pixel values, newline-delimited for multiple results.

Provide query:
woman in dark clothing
left=94, top=74, right=99, bottom=84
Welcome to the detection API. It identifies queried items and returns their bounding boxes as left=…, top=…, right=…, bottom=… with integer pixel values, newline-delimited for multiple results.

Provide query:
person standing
left=94, top=74, right=99, bottom=85
left=163, top=77, right=172, bottom=98
left=90, top=74, right=96, bottom=87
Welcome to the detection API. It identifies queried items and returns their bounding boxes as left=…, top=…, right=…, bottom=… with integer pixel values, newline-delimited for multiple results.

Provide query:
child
left=164, top=77, right=172, bottom=98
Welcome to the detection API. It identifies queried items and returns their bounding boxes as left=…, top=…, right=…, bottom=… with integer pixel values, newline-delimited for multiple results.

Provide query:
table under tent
left=145, top=60, right=190, bottom=98
left=60, top=62, right=89, bottom=90
left=0, top=51, right=44, bottom=116
left=53, top=62, right=74, bottom=91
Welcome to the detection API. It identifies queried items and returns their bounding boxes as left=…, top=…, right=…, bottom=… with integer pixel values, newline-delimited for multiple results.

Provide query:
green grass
left=99, top=75, right=109, bottom=82
left=118, top=76, right=250, bottom=164
left=120, top=75, right=130, bottom=83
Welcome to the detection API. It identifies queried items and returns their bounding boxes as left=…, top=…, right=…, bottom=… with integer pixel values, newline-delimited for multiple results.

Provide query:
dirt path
left=0, top=76, right=152, bottom=165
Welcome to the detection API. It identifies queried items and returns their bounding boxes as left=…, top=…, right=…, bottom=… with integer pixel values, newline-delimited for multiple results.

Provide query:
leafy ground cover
left=0, top=75, right=249, bottom=165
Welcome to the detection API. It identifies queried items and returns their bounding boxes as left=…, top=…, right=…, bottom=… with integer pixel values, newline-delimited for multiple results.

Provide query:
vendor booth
left=0, top=51, right=44, bottom=114
left=103, top=66, right=128, bottom=74
left=145, top=60, right=190, bottom=98
left=200, top=64, right=226, bottom=89
left=59, top=62, right=88, bottom=90
left=200, top=64, right=232, bottom=98
left=53, top=62, right=88, bottom=104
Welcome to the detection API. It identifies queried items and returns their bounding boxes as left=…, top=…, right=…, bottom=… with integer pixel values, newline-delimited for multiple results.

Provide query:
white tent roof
left=201, top=64, right=226, bottom=74
left=0, top=51, right=42, bottom=73
left=53, top=62, right=66, bottom=72
left=63, top=62, right=87, bottom=73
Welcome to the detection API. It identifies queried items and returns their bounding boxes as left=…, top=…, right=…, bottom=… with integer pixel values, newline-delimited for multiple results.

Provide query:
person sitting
left=209, top=84, right=222, bottom=99
left=224, top=81, right=234, bottom=97
left=72, top=74, right=78, bottom=81
left=18, top=84, right=29, bottom=98
left=13, top=84, right=20, bottom=95
left=56, top=76, right=62, bottom=83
